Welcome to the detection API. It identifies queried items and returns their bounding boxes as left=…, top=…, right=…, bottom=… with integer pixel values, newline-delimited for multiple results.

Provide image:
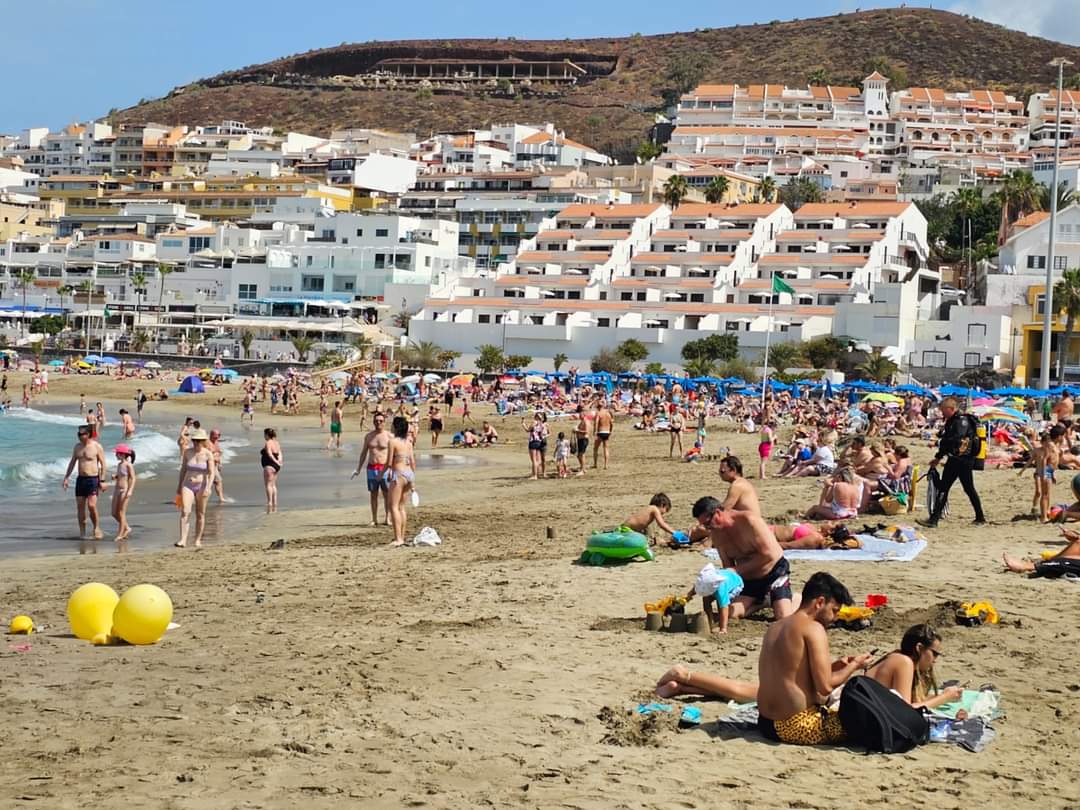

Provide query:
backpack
left=955, top=414, right=981, bottom=459
left=838, top=675, right=929, bottom=754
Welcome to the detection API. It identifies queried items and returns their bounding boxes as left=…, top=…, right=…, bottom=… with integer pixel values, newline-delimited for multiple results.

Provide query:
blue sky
left=1, top=0, right=1077, bottom=132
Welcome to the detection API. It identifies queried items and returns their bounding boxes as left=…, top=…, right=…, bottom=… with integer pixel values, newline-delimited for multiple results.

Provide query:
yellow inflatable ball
left=111, top=584, right=173, bottom=645
left=9, top=615, right=33, bottom=635
left=67, top=583, right=119, bottom=641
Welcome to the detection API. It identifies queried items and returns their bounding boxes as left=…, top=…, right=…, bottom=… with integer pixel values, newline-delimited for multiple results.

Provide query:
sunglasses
left=928, top=647, right=942, bottom=659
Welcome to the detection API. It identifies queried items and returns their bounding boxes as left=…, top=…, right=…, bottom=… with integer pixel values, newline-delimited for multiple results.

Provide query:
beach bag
left=955, top=415, right=981, bottom=459
left=878, top=495, right=905, bottom=516
left=839, top=676, right=929, bottom=754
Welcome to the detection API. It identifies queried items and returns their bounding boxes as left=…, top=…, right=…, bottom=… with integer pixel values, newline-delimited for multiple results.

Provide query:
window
left=597, top=318, right=610, bottom=327
left=967, top=323, right=988, bottom=346
left=374, top=253, right=385, bottom=269
left=238, top=283, right=257, bottom=300
left=620, top=292, right=633, bottom=301
left=189, top=236, right=210, bottom=252
left=301, top=276, right=324, bottom=291
left=162, top=238, right=182, bottom=248
left=356, top=228, right=363, bottom=237
left=478, top=314, right=491, bottom=324
left=690, top=293, right=704, bottom=302
left=1054, top=256, right=1068, bottom=270
left=964, top=352, right=983, bottom=367
left=921, top=350, right=947, bottom=368
left=375, top=228, right=388, bottom=238
left=306, top=255, right=313, bottom=267
left=98, top=240, right=112, bottom=250
left=1028, top=255, right=1047, bottom=270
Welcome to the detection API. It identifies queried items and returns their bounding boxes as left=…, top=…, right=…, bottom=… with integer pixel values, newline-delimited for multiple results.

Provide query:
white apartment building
left=418, top=123, right=611, bottom=171
left=1027, top=89, right=1080, bottom=150
left=998, top=204, right=1080, bottom=275
left=891, top=87, right=1028, bottom=160
left=409, top=200, right=937, bottom=370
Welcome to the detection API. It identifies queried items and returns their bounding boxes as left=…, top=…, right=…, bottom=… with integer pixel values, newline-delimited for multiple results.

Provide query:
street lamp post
left=1040, top=57, right=1074, bottom=390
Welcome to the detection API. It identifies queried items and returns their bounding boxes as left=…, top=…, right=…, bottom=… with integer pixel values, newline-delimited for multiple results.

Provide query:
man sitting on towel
left=756, top=572, right=873, bottom=745
left=1002, top=526, right=1080, bottom=578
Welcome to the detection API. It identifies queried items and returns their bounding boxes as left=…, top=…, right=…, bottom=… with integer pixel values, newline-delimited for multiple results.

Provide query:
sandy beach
left=1, top=370, right=1079, bottom=808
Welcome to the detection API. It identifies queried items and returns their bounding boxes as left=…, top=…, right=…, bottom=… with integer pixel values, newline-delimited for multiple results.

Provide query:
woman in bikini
left=176, top=429, right=216, bottom=548
left=260, top=427, right=283, bottom=514
left=111, top=444, right=136, bottom=541
left=865, top=624, right=963, bottom=710
left=385, top=415, right=416, bottom=547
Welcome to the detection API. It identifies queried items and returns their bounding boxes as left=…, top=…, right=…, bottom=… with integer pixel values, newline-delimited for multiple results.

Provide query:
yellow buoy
left=67, top=583, right=120, bottom=641
left=8, top=615, right=33, bottom=634
left=111, top=584, right=173, bottom=645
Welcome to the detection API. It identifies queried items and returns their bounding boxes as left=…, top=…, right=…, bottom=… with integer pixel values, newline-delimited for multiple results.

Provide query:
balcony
left=504, top=322, right=572, bottom=341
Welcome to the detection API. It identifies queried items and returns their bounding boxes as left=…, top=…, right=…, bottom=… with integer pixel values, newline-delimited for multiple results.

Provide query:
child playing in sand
left=687, top=563, right=744, bottom=634
left=621, top=493, right=687, bottom=545
left=554, top=432, right=571, bottom=478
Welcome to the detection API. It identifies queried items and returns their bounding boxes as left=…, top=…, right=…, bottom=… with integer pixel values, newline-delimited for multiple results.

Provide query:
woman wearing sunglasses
left=864, top=624, right=963, bottom=709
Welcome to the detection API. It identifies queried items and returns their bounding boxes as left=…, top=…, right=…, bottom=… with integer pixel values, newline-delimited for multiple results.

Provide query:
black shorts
left=1034, top=558, right=1080, bottom=578
left=741, top=557, right=792, bottom=604
left=596, top=431, right=611, bottom=443
left=528, top=440, right=544, bottom=451
left=431, top=419, right=443, bottom=431
left=75, top=475, right=100, bottom=498
left=575, top=437, right=589, bottom=455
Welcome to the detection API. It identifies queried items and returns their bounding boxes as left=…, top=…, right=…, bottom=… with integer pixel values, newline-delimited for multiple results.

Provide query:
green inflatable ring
left=580, top=528, right=654, bottom=565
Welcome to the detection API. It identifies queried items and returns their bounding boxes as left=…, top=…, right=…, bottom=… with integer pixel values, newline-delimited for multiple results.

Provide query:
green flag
left=103, top=305, right=112, bottom=319
left=771, top=275, right=795, bottom=295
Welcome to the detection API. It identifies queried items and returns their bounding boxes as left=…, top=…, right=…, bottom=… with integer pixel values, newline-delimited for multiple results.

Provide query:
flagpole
left=762, top=286, right=774, bottom=409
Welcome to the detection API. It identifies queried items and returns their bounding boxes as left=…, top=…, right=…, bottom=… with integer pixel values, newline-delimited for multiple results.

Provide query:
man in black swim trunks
left=692, top=495, right=797, bottom=620
left=62, top=425, right=108, bottom=539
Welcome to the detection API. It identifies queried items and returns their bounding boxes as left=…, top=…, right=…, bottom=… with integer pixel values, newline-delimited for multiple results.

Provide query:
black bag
left=956, top=414, right=982, bottom=459
left=838, top=675, right=929, bottom=754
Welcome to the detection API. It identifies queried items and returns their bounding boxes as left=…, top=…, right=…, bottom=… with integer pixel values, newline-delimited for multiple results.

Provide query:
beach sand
left=1, top=370, right=1078, bottom=808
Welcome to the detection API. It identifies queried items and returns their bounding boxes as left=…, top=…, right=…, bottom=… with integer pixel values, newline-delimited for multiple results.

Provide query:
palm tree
left=401, top=339, right=443, bottom=372
left=552, top=352, right=568, bottom=372
left=704, top=175, right=730, bottom=204
left=58, top=283, right=74, bottom=330
left=662, top=175, right=690, bottom=209
left=684, top=356, right=717, bottom=378
left=1039, top=181, right=1077, bottom=213
left=240, top=329, right=255, bottom=360
left=16, top=269, right=35, bottom=337
left=155, top=263, right=175, bottom=349
left=763, top=342, right=803, bottom=374
left=855, top=349, right=898, bottom=384
left=290, top=335, right=315, bottom=363
left=350, top=333, right=372, bottom=361
left=758, top=176, right=777, bottom=204
left=997, top=170, right=1042, bottom=232
left=131, top=270, right=148, bottom=331
left=130, top=330, right=150, bottom=353
left=1054, top=268, right=1080, bottom=383
left=78, top=280, right=93, bottom=350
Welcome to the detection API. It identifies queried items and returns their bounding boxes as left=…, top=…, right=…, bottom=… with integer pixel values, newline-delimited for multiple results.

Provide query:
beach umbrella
left=524, top=375, right=547, bottom=386
left=329, top=371, right=350, bottom=381
left=499, top=374, right=519, bottom=385
left=83, top=355, right=101, bottom=364
left=972, top=405, right=1029, bottom=424
left=144, top=360, right=162, bottom=369
left=76, top=361, right=93, bottom=369
left=862, top=392, right=903, bottom=404
left=47, top=359, right=64, bottom=366
left=422, top=373, right=442, bottom=383
left=448, top=373, right=474, bottom=387
left=100, top=357, right=119, bottom=366
left=400, top=374, right=421, bottom=384
left=971, top=397, right=995, bottom=407
left=218, top=369, right=239, bottom=379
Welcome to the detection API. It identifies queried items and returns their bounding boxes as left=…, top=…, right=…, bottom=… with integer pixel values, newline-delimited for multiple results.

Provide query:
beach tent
left=47, top=359, right=64, bottom=366
left=178, top=375, right=205, bottom=394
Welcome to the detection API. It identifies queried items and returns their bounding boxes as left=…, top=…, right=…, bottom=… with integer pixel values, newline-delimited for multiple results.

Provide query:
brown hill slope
left=118, top=9, right=1080, bottom=160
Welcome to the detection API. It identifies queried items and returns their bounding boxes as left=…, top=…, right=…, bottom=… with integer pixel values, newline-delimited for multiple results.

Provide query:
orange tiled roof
left=1012, top=211, right=1050, bottom=231
left=556, top=203, right=663, bottom=219
left=793, top=201, right=912, bottom=218
left=672, top=203, right=782, bottom=218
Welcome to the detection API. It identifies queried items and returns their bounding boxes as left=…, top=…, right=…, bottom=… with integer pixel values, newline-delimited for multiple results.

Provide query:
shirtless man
left=1054, top=391, right=1074, bottom=423
left=718, top=455, right=761, bottom=516
left=839, top=436, right=872, bottom=471
left=119, top=407, right=136, bottom=438
left=62, top=424, right=108, bottom=539
left=691, top=495, right=796, bottom=620
left=327, top=401, right=344, bottom=451
left=208, top=428, right=227, bottom=503
left=756, top=572, right=872, bottom=745
left=593, top=400, right=614, bottom=470
left=1003, top=525, right=1080, bottom=577
left=352, top=412, right=392, bottom=526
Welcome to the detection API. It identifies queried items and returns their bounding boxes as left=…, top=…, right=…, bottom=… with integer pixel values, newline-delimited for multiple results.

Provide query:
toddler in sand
left=620, top=493, right=686, bottom=545
left=687, top=563, right=744, bottom=634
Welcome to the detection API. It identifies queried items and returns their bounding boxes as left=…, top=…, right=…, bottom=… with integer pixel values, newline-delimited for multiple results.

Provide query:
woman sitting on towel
left=864, top=624, right=963, bottom=710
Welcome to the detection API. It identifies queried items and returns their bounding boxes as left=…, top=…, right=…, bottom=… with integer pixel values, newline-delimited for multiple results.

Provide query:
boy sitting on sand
left=687, top=563, right=744, bottom=634
left=621, top=493, right=687, bottom=545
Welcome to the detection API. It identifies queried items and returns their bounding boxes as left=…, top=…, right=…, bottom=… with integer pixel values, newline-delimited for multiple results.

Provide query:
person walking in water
left=260, top=427, right=283, bottom=513
left=327, top=400, right=343, bottom=451
left=208, top=428, right=227, bottom=503
left=62, top=424, right=108, bottom=539
left=176, top=429, right=216, bottom=548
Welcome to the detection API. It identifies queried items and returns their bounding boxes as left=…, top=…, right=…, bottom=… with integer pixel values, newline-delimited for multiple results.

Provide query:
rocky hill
left=117, top=9, right=1080, bottom=161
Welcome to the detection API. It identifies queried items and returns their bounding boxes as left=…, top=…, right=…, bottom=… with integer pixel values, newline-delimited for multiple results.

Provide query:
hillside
left=117, top=9, right=1080, bottom=160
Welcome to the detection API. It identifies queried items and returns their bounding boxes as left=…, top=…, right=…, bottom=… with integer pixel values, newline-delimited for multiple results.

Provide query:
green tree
left=661, top=52, right=712, bottom=106
left=779, top=177, right=824, bottom=210
left=683, top=356, right=717, bottom=378
left=58, top=283, right=75, bottom=327
left=131, top=270, right=148, bottom=330
left=758, top=175, right=777, bottom=204
left=437, top=349, right=461, bottom=369
left=997, top=170, right=1042, bottom=236
left=552, top=352, right=568, bottom=372
left=719, top=357, right=756, bottom=383
left=590, top=347, right=631, bottom=374
left=635, top=141, right=662, bottom=162
left=400, top=339, right=444, bottom=372
left=616, top=338, right=649, bottom=364
left=704, top=175, right=730, bottom=204
left=505, top=354, right=533, bottom=371
left=958, top=367, right=1008, bottom=390
left=474, top=344, right=505, bottom=375
left=855, top=349, right=898, bottom=384
left=1054, top=268, right=1080, bottom=383
left=762, top=341, right=803, bottom=374
left=861, top=57, right=907, bottom=89
left=130, top=330, right=150, bottom=353
left=807, top=67, right=830, bottom=85
left=682, top=333, right=738, bottom=364
left=30, top=314, right=65, bottom=336
left=77, top=280, right=93, bottom=350
left=155, top=263, right=175, bottom=349
left=314, top=351, right=346, bottom=369
left=241, top=329, right=255, bottom=359
left=16, top=269, right=35, bottom=337
left=29, top=339, right=44, bottom=362
left=802, top=335, right=846, bottom=369
left=1040, top=181, right=1077, bottom=213
left=644, top=361, right=665, bottom=375
left=290, top=335, right=315, bottom=362
left=662, top=174, right=690, bottom=208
